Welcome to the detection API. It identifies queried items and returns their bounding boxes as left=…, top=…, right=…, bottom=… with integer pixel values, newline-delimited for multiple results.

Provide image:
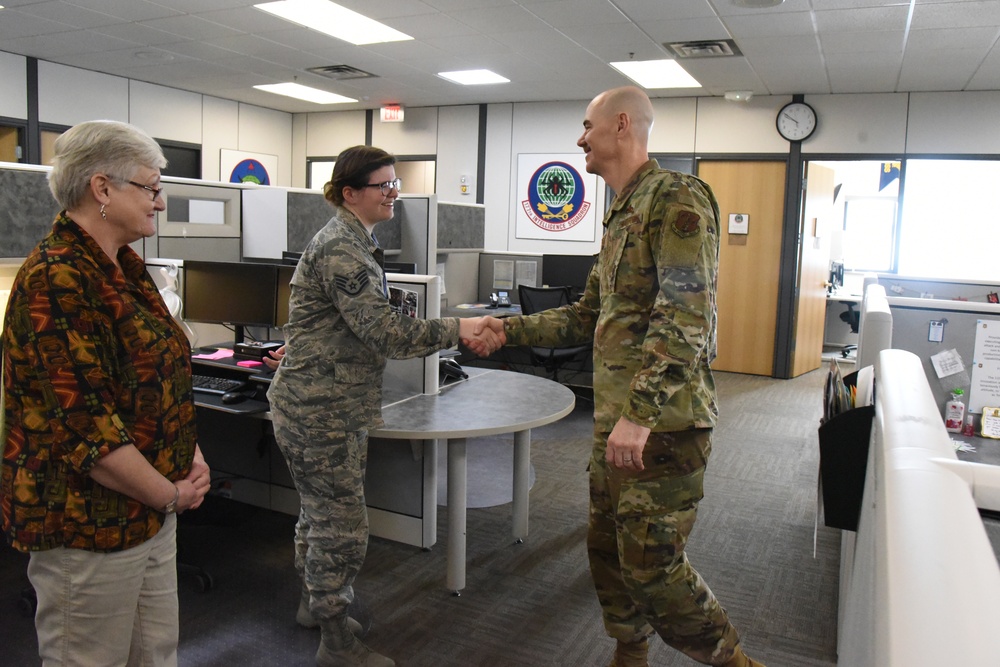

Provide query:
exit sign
left=380, top=105, right=404, bottom=123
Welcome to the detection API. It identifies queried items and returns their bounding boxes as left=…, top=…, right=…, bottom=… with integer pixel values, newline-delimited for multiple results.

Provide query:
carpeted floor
left=1, top=369, right=843, bottom=666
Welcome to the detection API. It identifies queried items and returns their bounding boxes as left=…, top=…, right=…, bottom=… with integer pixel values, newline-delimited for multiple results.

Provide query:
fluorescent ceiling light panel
left=254, top=0, right=412, bottom=46
left=437, top=69, right=510, bottom=85
left=609, top=59, right=702, bottom=89
left=254, top=83, right=357, bottom=104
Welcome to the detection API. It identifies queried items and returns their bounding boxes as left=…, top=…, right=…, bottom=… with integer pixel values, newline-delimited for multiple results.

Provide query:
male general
left=474, top=86, right=765, bottom=667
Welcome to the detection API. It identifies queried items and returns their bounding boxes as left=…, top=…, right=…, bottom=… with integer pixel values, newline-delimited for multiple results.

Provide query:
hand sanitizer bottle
left=945, top=389, right=966, bottom=433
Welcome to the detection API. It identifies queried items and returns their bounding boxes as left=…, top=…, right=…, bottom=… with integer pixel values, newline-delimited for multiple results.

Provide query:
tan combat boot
left=316, top=615, right=394, bottom=667
left=719, top=647, right=766, bottom=667
left=608, top=637, right=649, bottom=667
left=297, top=587, right=364, bottom=635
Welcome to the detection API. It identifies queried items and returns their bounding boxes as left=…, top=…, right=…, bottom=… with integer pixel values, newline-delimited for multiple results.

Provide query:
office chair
left=839, top=302, right=860, bottom=358
left=516, top=285, right=592, bottom=384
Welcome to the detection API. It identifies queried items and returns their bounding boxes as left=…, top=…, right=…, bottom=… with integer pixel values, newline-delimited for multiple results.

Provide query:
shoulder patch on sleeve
left=671, top=210, right=701, bottom=238
left=334, top=268, right=369, bottom=296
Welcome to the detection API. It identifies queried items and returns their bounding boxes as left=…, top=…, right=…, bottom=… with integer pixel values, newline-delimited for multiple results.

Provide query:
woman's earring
left=100, top=204, right=107, bottom=220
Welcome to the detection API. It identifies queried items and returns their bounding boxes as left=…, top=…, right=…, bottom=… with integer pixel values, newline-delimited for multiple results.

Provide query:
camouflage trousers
left=271, top=408, right=369, bottom=622
left=587, top=428, right=743, bottom=665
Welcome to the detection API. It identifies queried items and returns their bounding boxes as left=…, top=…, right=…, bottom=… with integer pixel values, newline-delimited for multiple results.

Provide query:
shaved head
left=592, top=86, right=654, bottom=140
left=578, top=85, right=655, bottom=191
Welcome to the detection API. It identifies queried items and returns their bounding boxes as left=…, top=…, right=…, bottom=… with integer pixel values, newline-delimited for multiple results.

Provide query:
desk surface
left=374, top=367, right=575, bottom=439
left=955, top=433, right=1000, bottom=467
left=827, top=291, right=863, bottom=304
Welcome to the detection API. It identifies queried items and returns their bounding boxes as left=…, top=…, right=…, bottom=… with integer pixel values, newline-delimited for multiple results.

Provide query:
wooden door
left=698, top=161, right=787, bottom=376
left=790, top=163, right=836, bottom=377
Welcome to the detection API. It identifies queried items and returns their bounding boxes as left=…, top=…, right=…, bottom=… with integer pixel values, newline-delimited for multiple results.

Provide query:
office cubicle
left=885, top=297, right=1000, bottom=415
left=477, top=251, right=541, bottom=305
left=476, top=252, right=597, bottom=305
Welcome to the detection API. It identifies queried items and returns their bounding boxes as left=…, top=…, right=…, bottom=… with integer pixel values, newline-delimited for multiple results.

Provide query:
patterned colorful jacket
left=2, top=214, right=196, bottom=552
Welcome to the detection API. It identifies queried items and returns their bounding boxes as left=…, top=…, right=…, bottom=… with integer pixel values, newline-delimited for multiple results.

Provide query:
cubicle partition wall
left=154, top=179, right=243, bottom=262
left=837, top=349, right=1000, bottom=666
left=884, top=297, right=1000, bottom=413
left=477, top=251, right=542, bottom=304
left=855, top=284, right=892, bottom=372
left=0, top=162, right=60, bottom=258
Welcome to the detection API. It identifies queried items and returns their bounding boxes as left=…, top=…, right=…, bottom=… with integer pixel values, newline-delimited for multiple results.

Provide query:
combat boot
left=297, top=587, right=364, bottom=636
left=316, top=615, right=394, bottom=667
left=718, top=647, right=766, bottom=667
left=608, top=637, right=648, bottom=667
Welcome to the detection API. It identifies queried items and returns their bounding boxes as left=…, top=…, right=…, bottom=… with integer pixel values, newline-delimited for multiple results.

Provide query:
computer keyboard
left=191, top=374, right=248, bottom=395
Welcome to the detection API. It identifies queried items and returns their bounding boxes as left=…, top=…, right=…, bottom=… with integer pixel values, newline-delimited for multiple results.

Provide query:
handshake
left=458, top=316, right=506, bottom=357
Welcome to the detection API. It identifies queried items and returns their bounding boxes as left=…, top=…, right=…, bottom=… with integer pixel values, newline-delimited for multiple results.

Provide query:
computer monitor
left=830, top=260, right=845, bottom=291
left=182, top=260, right=279, bottom=344
left=542, top=254, right=597, bottom=297
left=275, top=265, right=295, bottom=329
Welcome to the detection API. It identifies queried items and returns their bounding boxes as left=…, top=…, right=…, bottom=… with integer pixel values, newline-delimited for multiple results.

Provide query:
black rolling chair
left=839, top=301, right=860, bottom=358
left=516, top=285, right=592, bottom=384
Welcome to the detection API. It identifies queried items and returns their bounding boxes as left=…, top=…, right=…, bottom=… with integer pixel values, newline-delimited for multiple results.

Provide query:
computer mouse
left=221, top=391, right=247, bottom=405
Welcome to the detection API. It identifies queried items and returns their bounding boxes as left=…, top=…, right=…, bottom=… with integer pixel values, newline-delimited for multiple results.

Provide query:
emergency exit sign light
left=380, top=105, right=404, bottom=122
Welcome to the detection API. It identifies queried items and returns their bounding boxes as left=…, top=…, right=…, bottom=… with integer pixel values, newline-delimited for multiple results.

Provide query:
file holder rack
left=818, top=370, right=874, bottom=531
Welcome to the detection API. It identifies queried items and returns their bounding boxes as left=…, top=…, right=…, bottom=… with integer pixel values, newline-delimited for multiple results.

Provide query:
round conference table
left=373, top=367, right=576, bottom=594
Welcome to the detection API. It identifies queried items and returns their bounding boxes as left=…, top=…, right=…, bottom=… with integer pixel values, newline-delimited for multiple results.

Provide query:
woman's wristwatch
left=162, top=485, right=180, bottom=514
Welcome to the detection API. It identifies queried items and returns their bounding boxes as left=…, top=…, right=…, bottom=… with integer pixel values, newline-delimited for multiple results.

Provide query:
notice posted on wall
left=389, top=286, right=418, bottom=318
left=492, top=260, right=514, bottom=291
left=969, top=319, right=1000, bottom=412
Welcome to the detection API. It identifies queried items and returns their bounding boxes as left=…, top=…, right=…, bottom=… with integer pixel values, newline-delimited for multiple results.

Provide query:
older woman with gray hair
left=1, top=120, right=211, bottom=666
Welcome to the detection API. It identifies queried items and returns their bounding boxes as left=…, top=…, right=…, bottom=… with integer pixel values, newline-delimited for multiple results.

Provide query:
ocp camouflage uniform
left=267, top=205, right=460, bottom=622
left=504, top=160, right=745, bottom=664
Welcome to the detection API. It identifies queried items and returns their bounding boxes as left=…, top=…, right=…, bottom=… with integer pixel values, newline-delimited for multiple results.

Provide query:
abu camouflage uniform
left=504, top=160, right=744, bottom=664
left=267, top=206, right=460, bottom=622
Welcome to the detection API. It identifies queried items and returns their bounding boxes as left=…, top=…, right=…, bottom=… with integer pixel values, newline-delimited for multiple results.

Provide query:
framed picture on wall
left=220, top=149, right=277, bottom=186
left=515, top=153, right=597, bottom=242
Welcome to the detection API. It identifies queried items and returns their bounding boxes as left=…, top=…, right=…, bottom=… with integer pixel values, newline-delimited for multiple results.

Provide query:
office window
left=307, top=158, right=336, bottom=190
left=898, top=159, right=1000, bottom=281
left=842, top=197, right=896, bottom=272
left=307, top=156, right=435, bottom=193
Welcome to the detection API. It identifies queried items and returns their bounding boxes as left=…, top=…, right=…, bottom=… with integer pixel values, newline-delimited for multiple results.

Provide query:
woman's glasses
left=362, top=178, right=402, bottom=196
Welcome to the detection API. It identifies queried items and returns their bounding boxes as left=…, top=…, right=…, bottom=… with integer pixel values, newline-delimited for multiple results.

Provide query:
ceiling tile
left=911, top=0, right=1000, bottom=29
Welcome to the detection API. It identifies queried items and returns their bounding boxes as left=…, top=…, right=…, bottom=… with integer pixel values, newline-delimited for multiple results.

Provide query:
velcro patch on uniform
left=671, top=211, right=701, bottom=238
left=334, top=269, right=369, bottom=296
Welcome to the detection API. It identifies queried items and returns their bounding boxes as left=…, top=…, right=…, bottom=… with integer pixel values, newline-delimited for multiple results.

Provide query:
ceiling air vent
left=306, top=65, right=378, bottom=80
left=665, top=39, right=743, bottom=59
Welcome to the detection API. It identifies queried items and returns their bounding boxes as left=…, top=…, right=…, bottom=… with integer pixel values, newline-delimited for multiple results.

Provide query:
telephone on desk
left=439, top=358, right=468, bottom=381
left=488, top=291, right=511, bottom=309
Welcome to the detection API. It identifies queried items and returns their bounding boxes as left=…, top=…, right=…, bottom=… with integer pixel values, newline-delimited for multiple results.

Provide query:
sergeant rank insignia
left=335, top=269, right=369, bottom=296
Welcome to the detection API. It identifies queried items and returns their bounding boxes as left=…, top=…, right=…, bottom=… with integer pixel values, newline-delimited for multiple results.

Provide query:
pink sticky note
left=192, top=348, right=234, bottom=360
left=237, top=360, right=263, bottom=368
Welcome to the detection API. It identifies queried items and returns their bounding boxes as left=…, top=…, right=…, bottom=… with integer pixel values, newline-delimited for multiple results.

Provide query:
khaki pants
left=28, top=514, right=179, bottom=667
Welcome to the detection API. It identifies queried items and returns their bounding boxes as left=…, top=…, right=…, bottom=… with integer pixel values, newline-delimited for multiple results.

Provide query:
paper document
left=930, top=348, right=964, bottom=379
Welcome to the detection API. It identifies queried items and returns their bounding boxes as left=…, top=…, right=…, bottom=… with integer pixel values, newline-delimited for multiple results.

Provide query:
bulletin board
left=888, top=301, right=1000, bottom=413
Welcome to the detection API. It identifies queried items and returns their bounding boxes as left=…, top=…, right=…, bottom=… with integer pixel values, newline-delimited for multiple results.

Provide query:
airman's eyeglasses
left=362, top=178, right=402, bottom=196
